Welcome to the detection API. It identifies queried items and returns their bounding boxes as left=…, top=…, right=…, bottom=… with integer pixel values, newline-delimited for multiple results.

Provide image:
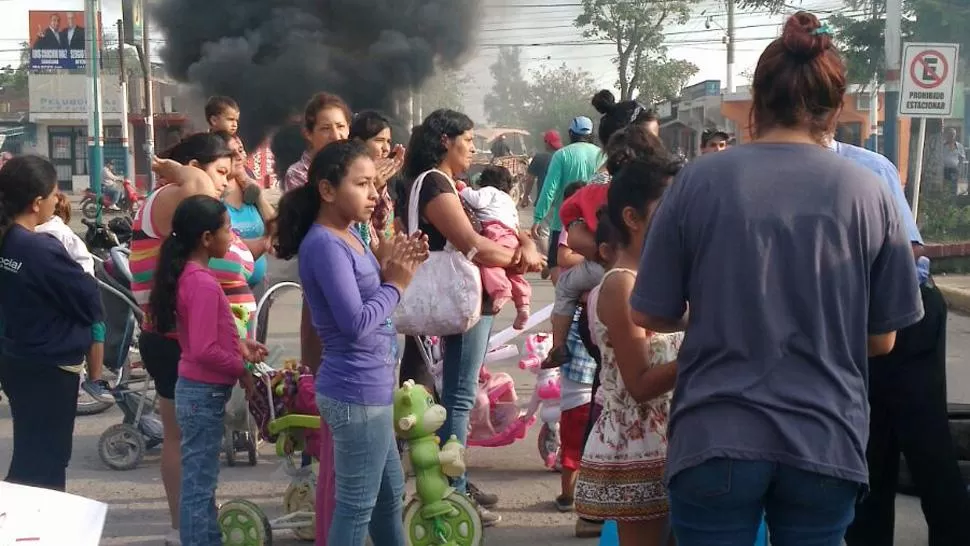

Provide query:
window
left=856, top=93, right=872, bottom=111
left=836, top=122, right=863, bottom=147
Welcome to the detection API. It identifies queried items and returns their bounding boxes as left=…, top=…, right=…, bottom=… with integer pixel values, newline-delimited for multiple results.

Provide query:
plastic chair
left=597, top=518, right=768, bottom=545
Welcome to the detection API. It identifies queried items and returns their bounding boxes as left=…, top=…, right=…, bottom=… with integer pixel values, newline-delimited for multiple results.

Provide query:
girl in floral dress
left=574, top=156, right=683, bottom=546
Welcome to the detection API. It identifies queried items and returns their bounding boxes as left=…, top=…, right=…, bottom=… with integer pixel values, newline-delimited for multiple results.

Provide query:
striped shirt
left=209, top=235, right=257, bottom=336
left=131, top=185, right=257, bottom=337
left=131, top=185, right=173, bottom=335
left=283, top=151, right=312, bottom=192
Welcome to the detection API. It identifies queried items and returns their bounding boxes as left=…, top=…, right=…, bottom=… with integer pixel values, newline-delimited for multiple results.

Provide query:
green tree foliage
left=574, top=0, right=698, bottom=101
left=420, top=69, right=469, bottom=112
left=522, top=63, right=600, bottom=140
left=0, top=42, right=29, bottom=96
left=483, top=46, right=531, bottom=126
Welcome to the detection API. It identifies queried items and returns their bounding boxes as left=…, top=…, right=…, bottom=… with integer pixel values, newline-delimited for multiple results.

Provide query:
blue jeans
left=103, top=184, right=122, bottom=205
left=317, top=394, right=405, bottom=546
left=175, top=378, right=232, bottom=546
left=438, top=314, right=493, bottom=493
left=669, top=458, right=860, bottom=546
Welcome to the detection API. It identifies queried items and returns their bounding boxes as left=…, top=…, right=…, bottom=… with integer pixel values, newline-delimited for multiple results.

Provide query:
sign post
left=899, top=42, right=960, bottom=221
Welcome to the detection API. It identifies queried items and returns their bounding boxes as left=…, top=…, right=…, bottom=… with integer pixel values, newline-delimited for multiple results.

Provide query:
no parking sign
left=899, top=42, right=960, bottom=117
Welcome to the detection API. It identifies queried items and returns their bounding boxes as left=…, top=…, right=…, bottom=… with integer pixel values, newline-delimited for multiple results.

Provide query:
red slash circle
left=910, top=50, right=949, bottom=89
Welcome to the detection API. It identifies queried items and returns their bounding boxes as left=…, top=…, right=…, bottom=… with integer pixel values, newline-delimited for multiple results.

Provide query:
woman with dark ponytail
left=0, top=155, right=103, bottom=491
left=633, top=12, right=926, bottom=544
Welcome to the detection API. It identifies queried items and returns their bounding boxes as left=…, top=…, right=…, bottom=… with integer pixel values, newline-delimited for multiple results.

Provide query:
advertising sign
left=899, top=42, right=961, bottom=117
left=122, top=0, right=144, bottom=45
left=28, top=10, right=102, bottom=71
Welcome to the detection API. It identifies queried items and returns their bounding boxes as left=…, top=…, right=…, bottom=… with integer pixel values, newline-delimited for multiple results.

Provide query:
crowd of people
left=1, top=10, right=969, bottom=546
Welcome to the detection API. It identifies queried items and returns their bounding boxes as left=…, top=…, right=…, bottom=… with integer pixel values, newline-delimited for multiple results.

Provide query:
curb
left=939, top=284, right=970, bottom=315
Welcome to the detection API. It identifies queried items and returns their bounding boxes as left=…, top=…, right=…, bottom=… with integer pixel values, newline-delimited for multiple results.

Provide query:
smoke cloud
left=152, top=0, right=482, bottom=149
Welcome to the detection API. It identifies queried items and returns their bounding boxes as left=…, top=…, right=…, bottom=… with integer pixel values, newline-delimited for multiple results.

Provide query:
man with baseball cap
left=521, top=129, right=563, bottom=208
left=533, top=116, right=601, bottom=275
left=701, top=128, right=730, bottom=155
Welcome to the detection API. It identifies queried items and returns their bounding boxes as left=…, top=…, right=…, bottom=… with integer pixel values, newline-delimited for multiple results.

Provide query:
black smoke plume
left=152, top=0, right=481, bottom=156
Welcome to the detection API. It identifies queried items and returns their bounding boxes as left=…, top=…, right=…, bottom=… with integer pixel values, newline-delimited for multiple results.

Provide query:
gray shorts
left=553, top=260, right=605, bottom=317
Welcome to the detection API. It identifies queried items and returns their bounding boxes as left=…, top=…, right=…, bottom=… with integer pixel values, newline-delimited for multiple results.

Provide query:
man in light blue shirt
left=532, top=116, right=602, bottom=272
left=835, top=139, right=970, bottom=546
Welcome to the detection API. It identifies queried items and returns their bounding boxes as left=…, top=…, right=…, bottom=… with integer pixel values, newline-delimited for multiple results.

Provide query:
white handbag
left=393, top=169, right=483, bottom=336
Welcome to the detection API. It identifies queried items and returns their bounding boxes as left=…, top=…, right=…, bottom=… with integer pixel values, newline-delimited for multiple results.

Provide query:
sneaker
left=575, top=518, right=603, bottom=538
left=469, top=496, right=501, bottom=527
left=468, top=481, right=498, bottom=508
left=164, top=528, right=181, bottom=546
left=81, top=379, right=115, bottom=404
left=554, top=494, right=574, bottom=512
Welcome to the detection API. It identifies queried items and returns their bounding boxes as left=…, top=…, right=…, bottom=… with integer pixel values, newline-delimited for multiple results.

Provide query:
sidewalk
left=938, top=275, right=970, bottom=315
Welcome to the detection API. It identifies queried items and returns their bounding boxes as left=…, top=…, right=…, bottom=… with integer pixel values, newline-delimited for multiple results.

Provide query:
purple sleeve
left=308, top=237, right=401, bottom=342
left=179, top=275, right=244, bottom=377
left=630, top=170, right=689, bottom=320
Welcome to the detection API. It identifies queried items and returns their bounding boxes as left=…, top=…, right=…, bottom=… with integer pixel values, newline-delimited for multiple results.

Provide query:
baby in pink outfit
left=460, top=165, right=531, bottom=329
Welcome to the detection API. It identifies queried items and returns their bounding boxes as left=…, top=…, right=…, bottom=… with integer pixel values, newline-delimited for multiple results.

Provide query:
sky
left=8, top=0, right=853, bottom=122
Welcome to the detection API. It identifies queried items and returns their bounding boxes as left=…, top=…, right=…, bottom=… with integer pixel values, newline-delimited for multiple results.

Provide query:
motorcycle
left=83, top=217, right=131, bottom=260
left=80, top=178, right=144, bottom=220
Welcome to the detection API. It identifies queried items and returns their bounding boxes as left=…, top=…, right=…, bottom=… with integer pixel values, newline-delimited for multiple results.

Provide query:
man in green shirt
left=532, top=116, right=602, bottom=272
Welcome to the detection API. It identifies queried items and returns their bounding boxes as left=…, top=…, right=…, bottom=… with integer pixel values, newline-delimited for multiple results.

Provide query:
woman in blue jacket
left=0, top=155, right=104, bottom=491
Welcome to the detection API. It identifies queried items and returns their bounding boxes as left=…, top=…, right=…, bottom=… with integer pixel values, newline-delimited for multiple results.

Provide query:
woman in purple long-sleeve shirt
left=274, top=139, right=427, bottom=545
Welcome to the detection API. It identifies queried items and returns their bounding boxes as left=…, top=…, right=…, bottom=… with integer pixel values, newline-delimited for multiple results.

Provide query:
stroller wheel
left=537, top=423, right=561, bottom=471
left=283, top=476, right=316, bottom=541
left=219, top=499, right=273, bottom=546
left=98, top=423, right=146, bottom=471
left=403, top=492, right=483, bottom=545
left=226, top=441, right=237, bottom=467
left=246, top=431, right=259, bottom=466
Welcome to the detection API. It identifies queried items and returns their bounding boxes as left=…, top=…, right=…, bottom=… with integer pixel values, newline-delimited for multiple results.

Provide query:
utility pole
left=117, top=19, right=133, bottom=184
left=869, top=78, right=880, bottom=152
left=85, top=0, right=104, bottom=223
left=135, top=0, right=155, bottom=191
left=884, top=0, right=903, bottom=166
left=725, top=0, right=735, bottom=93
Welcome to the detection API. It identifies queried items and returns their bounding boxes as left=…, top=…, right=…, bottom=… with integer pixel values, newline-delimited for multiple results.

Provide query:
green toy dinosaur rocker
left=394, top=380, right=484, bottom=545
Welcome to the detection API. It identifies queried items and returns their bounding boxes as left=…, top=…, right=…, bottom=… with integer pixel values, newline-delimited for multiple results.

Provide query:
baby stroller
left=93, top=248, right=164, bottom=471
left=424, top=332, right=562, bottom=469
left=222, top=281, right=303, bottom=467
left=219, top=360, right=320, bottom=544
left=218, top=281, right=320, bottom=545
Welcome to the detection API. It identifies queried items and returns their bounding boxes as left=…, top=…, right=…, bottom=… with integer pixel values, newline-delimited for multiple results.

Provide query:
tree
left=483, top=46, right=530, bottom=126
left=574, top=0, right=697, bottom=101
left=420, top=69, right=469, bottom=112
left=0, top=42, right=29, bottom=96
left=522, top=64, right=600, bottom=141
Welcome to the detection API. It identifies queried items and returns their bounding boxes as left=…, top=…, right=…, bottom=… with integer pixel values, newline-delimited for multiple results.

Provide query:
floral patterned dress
left=574, top=268, right=684, bottom=522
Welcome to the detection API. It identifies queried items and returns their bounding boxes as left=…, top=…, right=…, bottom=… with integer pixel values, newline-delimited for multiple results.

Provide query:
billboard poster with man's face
left=28, top=10, right=102, bottom=71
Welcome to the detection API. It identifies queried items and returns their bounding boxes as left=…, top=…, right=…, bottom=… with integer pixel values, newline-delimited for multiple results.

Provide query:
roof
left=474, top=128, right=531, bottom=143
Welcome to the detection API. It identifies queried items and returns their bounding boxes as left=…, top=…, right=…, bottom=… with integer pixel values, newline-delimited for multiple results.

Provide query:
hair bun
left=592, top=89, right=616, bottom=114
left=781, top=11, right=831, bottom=61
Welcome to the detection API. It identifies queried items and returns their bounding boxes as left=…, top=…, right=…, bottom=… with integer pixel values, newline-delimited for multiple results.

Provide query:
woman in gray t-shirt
left=630, top=11, right=924, bottom=545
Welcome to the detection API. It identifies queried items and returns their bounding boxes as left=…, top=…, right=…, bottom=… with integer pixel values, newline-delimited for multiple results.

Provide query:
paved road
left=1, top=230, right=966, bottom=543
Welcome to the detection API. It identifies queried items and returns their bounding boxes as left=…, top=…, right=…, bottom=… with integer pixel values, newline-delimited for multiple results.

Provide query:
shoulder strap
left=601, top=267, right=637, bottom=283
left=406, top=169, right=453, bottom=235
left=137, top=184, right=172, bottom=239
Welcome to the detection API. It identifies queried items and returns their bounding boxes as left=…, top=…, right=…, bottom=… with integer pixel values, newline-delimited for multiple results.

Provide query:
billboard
left=28, top=10, right=102, bottom=71
left=121, top=0, right=144, bottom=45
